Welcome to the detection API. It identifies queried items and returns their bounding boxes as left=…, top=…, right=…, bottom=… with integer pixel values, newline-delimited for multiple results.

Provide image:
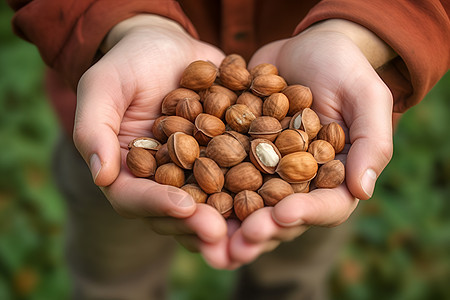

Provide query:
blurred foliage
left=1, top=2, right=449, bottom=299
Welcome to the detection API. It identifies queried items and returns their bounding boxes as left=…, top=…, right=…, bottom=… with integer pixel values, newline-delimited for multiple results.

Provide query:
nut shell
left=274, top=129, right=309, bottom=156
left=180, top=60, right=218, bottom=90
left=152, top=115, right=168, bottom=143
left=225, top=162, right=263, bottom=193
left=181, top=183, right=208, bottom=203
left=317, top=122, right=346, bottom=153
left=161, top=88, right=200, bottom=115
left=249, top=139, right=281, bottom=174
left=193, top=113, right=226, bottom=145
left=250, top=74, right=287, bottom=97
left=167, top=132, right=200, bottom=169
left=258, top=178, right=294, bottom=206
left=207, top=192, right=234, bottom=218
left=225, top=104, right=256, bottom=133
left=128, top=137, right=161, bottom=155
left=160, top=116, right=195, bottom=137
left=126, top=147, right=157, bottom=178
left=289, top=108, right=321, bottom=140
left=307, top=140, right=335, bottom=164
left=276, top=152, right=318, bottom=183
left=193, top=157, right=225, bottom=194
left=248, top=116, right=282, bottom=142
left=234, top=190, right=264, bottom=221
left=219, top=65, right=252, bottom=91
left=199, top=84, right=237, bottom=105
left=250, top=63, right=278, bottom=77
left=175, top=98, right=203, bottom=122
left=205, top=134, right=247, bottom=167
left=236, top=92, right=263, bottom=117
left=262, top=93, right=289, bottom=121
left=314, top=160, right=345, bottom=188
left=203, top=93, right=231, bottom=119
left=282, top=84, right=313, bottom=115
left=154, top=163, right=185, bottom=187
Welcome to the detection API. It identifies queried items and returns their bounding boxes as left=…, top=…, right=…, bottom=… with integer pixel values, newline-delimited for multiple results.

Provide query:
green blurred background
left=1, top=2, right=449, bottom=299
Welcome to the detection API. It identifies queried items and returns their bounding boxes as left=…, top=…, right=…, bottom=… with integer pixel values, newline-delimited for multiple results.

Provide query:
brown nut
left=207, top=192, right=234, bottom=218
left=126, top=147, right=157, bottom=178
left=220, top=53, right=247, bottom=69
left=290, top=181, right=310, bottom=193
left=234, top=190, right=264, bottom=221
left=219, top=65, right=252, bottom=91
left=307, top=140, right=335, bottom=164
left=193, top=113, right=226, bottom=145
left=167, top=132, right=200, bottom=169
left=161, top=88, right=200, bottom=115
left=154, top=163, right=185, bottom=187
left=225, top=104, right=256, bottom=133
left=276, top=152, right=318, bottom=183
left=250, top=74, right=287, bottom=97
left=199, top=84, right=237, bottom=105
left=282, top=84, right=313, bottom=115
left=205, top=134, right=247, bottom=167
left=225, top=162, right=263, bottom=193
left=180, top=60, right=218, bottom=91
left=152, top=115, right=169, bottom=143
left=274, top=129, right=309, bottom=156
left=203, top=92, right=231, bottom=119
left=249, top=139, right=281, bottom=174
left=223, top=131, right=251, bottom=153
left=289, top=108, right=321, bottom=140
left=193, top=157, right=225, bottom=194
left=250, top=63, right=278, bottom=77
left=262, top=93, right=289, bottom=121
left=317, top=122, right=346, bottom=153
left=181, top=183, right=208, bottom=203
left=280, top=117, right=292, bottom=130
left=160, top=115, right=195, bottom=137
left=314, top=160, right=345, bottom=189
left=128, top=137, right=161, bottom=155
left=258, top=178, right=294, bottom=206
left=155, top=143, right=171, bottom=166
left=236, top=92, right=263, bottom=117
left=248, top=116, right=282, bottom=142
left=175, top=98, right=203, bottom=122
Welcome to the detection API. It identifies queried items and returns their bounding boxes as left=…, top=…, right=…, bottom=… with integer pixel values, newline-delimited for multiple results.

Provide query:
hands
left=74, top=15, right=397, bottom=270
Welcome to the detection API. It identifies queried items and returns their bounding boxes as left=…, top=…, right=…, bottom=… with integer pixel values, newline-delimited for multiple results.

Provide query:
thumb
left=343, top=77, right=394, bottom=200
left=73, top=69, right=123, bottom=187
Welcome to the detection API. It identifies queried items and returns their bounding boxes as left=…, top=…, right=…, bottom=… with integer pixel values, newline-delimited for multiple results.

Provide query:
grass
left=1, top=2, right=450, bottom=299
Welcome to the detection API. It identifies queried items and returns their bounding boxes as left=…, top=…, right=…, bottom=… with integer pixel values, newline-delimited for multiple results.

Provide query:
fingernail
left=89, top=153, right=102, bottom=183
left=167, top=186, right=195, bottom=208
left=361, top=168, right=377, bottom=198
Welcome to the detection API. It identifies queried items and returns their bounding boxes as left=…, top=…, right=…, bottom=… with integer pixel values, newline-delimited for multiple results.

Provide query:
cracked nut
left=307, top=140, right=335, bottom=164
left=167, top=132, right=200, bottom=169
left=274, top=129, right=309, bottom=156
left=128, top=137, right=161, bottom=155
left=289, top=108, right=321, bottom=140
left=249, top=139, right=281, bottom=174
left=193, top=113, right=226, bottom=145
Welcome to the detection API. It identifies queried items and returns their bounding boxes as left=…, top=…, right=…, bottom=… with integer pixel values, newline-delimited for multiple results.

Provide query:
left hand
left=226, top=19, right=396, bottom=266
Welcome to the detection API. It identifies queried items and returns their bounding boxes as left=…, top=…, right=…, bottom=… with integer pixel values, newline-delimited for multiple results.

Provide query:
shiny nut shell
left=289, top=108, right=321, bottom=140
left=225, top=104, right=256, bottom=133
left=317, top=122, right=346, bottom=153
left=248, top=116, right=282, bottom=142
left=249, top=139, right=281, bottom=174
left=250, top=74, right=287, bottom=97
left=152, top=115, right=168, bottom=143
left=307, top=140, right=335, bottom=164
left=180, top=60, right=218, bottom=90
left=205, top=134, right=247, bottom=167
left=236, top=92, right=263, bottom=117
left=223, top=131, right=250, bottom=153
left=276, top=152, right=318, bottom=183
left=258, top=178, right=294, bottom=206
left=161, top=88, right=200, bottom=115
left=128, top=137, right=161, bottom=155
left=175, top=98, right=203, bottom=122
left=154, top=163, right=185, bottom=187
left=199, top=84, right=237, bottom=105
left=314, top=160, right=345, bottom=189
left=262, top=93, right=289, bottom=121
left=193, top=157, right=224, bottom=194
left=193, top=113, right=226, bottom=145
left=225, top=162, right=263, bottom=193
left=126, top=147, right=157, bottom=178
left=282, top=84, right=313, bottom=115
left=167, top=132, right=200, bottom=169
left=250, top=63, right=278, bottom=77
left=160, top=116, right=195, bottom=137
left=219, top=65, right=252, bottom=91
left=274, top=129, right=309, bottom=156
left=203, top=93, right=231, bottom=119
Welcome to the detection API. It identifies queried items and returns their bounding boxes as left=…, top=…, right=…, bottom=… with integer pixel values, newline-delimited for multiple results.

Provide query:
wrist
left=303, top=19, right=397, bottom=70
left=100, top=14, right=188, bottom=54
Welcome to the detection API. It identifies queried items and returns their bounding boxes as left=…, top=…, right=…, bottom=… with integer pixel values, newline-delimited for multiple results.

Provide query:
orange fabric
left=7, top=0, right=450, bottom=135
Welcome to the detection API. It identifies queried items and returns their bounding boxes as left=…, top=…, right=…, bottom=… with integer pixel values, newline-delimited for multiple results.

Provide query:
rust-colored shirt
left=8, top=0, right=450, bottom=134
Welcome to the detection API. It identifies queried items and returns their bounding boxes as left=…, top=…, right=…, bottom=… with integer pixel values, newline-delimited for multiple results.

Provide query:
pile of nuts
left=126, top=54, right=346, bottom=221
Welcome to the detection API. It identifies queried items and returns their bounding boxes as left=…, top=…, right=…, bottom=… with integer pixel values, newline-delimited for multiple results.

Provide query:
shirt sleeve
left=8, top=0, right=199, bottom=89
left=293, top=0, right=450, bottom=113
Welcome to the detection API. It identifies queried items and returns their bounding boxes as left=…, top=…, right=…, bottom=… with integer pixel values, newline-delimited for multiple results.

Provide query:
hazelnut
left=181, top=183, right=208, bottom=203
left=250, top=63, right=278, bottom=77
left=220, top=54, right=247, bottom=69
left=160, top=115, right=195, bottom=137
left=126, top=147, right=157, bottom=178
left=234, top=190, right=264, bottom=221
left=317, top=122, right=346, bottom=153
left=258, top=178, right=294, bottom=206
left=154, top=163, right=185, bottom=187
left=161, top=88, right=200, bottom=115
left=314, top=160, right=345, bottom=189
left=307, top=140, right=335, bottom=164
left=274, top=129, right=309, bottom=156
left=128, top=137, right=161, bottom=155
left=248, top=116, right=282, bottom=142
left=152, top=115, right=168, bottom=143
left=203, top=92, right=231, bottom=119
left=207, top=192, right=234, bottom=218
left=193, top=113, right=226, bottom=145
left=180, top=60, right=218, bottom=90
left=155, top=143, right=171, bottom=166
left=167, top=132, right=200, bottom=169
left=236, top=92, right=263, bottom=117
left=262, top=93, right=289, bottom=121
left=280, top=116, right=292, bottom=130
left=276, top=152, right=318, bottom=183
left=225, top=162, right=263, bottom=193
left=175, top=98, right=203, bottom=122
left=199, top=84, right=237, bottom=105
left=225, top=104, right=256, bottom=133
left=290, top=181, right=310, bottom=193
left=289, top=108, right=321, bottom=140
left=205, top=134, right=247, bottom=167
left=250, top=74, right=287, bottom=97
left=223, top=130, right=251, bottom=153
left=282, top=84, right=313, bottom=115
left=193, top=157, right=224, bottom=194
left=219, top=65, right=252, bottom=91
left=249, top=139, right=281, bottom=174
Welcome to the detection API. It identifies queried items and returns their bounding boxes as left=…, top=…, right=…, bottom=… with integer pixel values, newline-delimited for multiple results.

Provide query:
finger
left=240, top=207, right=309, bottom=243
left=103, top=171, right=196, bottom=219
left=74, top=65, right=128, bottom=187
left=147, top=204, right=228, bottom=244
left=343, top=75, right=394, bottom=200
left=272, top=185, right=358, bottom=227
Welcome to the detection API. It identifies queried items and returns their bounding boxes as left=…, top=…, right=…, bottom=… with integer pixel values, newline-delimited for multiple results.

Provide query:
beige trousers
left=53, top=134, right=351, bottom=300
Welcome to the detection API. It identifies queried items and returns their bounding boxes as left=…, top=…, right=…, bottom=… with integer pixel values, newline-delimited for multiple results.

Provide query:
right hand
left=73, top=15, right=233, bottom=269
